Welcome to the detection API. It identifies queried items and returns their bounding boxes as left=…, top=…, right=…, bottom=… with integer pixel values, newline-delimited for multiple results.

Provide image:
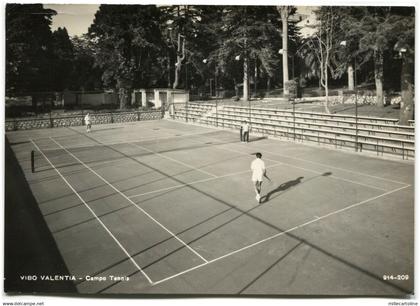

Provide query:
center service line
left=194, top=134, right=388, bottom=192
left=30, top=139, right=153, bottom=284
left=50, top=137, right=209, bottom=264
left=130, top=142, right=218, bottom=178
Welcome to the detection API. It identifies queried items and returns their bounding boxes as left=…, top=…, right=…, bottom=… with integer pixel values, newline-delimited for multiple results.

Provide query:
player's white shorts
left=252, top=172, right=263, bottom=182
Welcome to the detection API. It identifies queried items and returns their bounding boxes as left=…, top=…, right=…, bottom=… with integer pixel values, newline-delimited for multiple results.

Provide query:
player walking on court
left=84, top=113, right=92, bottom=133
left=251, top=152, right=267, bottom=203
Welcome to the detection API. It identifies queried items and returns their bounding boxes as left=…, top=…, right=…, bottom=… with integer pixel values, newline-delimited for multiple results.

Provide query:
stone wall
left=5, top=110, right=162, bottom=131
left=330, top=93, right=402, bottom=106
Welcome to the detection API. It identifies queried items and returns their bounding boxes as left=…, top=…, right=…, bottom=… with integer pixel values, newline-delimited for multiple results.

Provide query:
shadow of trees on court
left=54, top=128, right=410, bottom=295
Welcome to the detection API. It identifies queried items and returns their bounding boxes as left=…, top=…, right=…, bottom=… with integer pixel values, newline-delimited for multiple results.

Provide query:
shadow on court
left=11, top=120, right=412, bottom=295
left=261, top=176, right=304, bottom=203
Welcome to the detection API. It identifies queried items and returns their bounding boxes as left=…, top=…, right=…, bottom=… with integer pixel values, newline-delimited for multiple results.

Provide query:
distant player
left=84, top=113, right=92, bottom=133
left=251, top=152, right=266, bottom=203
left=243, top=121, right=250, bottom=143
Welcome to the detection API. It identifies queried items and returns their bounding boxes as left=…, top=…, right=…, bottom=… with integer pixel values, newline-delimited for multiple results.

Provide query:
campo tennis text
left=20, top=275, right=130, bottom=282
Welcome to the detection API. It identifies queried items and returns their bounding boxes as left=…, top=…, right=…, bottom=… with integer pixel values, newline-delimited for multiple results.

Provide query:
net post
left=31, top=150, right=35, bottom=173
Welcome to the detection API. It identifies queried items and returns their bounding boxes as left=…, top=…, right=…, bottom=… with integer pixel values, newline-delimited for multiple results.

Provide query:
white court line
left=193, top=135, right=388, bottom=192
left=50, top=137, right=209, bottom=264
left=253, top=147, right=411, bottom=186
left=130, top=142, right=218, bottom=178
left=37, top=129, right=220, bottom=152
left=128, top=162, right=284, bottom=199
left=30, top=139, right=154, bottom=285
left=152, top=183, right=411, bottom=286
left=171, top=119, right=411, bottom=186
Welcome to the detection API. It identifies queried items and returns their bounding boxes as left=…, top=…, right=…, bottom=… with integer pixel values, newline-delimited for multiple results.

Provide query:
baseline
left=185, top=132, right=389, bottom=192
left=171, top=119, right=411, bottom=186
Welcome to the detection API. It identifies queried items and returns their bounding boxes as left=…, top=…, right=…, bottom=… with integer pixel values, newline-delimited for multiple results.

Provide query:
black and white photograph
left=3, top=1, right=416, bottom=303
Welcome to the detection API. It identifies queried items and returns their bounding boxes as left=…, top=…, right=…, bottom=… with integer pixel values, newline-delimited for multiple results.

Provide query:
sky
left=44, top=3, right=317, bottom=37
left=44, top=4, right=100, bottom=36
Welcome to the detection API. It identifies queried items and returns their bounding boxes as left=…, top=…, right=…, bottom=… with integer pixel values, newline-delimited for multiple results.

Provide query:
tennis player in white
left=84, top=113, right=92, bottom=133
left=251, top=152, right=266, bottom=203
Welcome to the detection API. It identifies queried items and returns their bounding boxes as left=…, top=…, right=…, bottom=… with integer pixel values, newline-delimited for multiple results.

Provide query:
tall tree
left=308, top=6, right=340, bottom=113
left=51, top=27, right=74, bottom=91
left=6, top=4, right=56, bottom=107
left=70, top=35, right=103, bottom=90
left=89, top=5, right=163, bottom=108
left=277, top=6, right=290, bottom=95
left=388, top=7, right=415, bottom=125
left=215, top=6, right=281, bottom=101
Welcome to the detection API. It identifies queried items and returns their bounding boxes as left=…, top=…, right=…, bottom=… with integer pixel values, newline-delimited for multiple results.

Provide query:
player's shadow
left=247, top=136, right=267, bottom=143
left=261, top=176, right=304, bottom=203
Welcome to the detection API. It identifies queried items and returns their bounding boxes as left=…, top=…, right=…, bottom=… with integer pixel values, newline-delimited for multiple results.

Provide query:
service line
left=50, top=137, right=209, bottom=264
left=152, top=183, right=411, bottom=286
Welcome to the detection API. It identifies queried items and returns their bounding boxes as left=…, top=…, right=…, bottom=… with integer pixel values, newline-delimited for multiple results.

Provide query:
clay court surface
left=6, top=119, right=414, bottom=295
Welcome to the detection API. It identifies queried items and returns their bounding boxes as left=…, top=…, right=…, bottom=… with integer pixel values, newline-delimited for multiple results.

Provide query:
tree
left=277, top=6, right=290, bottom=95
left=6, top=4, right=56, bottom=108
left=51, top=27, right=74, bottom=91
left=215, top=6, right=281, bottom=101
left=307, top=7, right=340, bottom=113
left=70, top=35, right=103, bottom=90
left=89, top=5, right=163, bottom=108
left=388, top=8, right=415, bottom=125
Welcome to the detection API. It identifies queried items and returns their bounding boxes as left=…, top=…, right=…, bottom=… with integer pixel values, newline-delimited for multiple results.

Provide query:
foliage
left=6, top=4, right=56, bottom=95
left=51, top=27, right=74, bottom=91
left=88, top=5, right=164, bottom=89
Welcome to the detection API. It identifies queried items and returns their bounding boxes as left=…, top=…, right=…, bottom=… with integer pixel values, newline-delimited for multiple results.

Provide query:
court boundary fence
left=171, top=101, right=415, bottom=160
left=5, top=110, right=163, bottom=131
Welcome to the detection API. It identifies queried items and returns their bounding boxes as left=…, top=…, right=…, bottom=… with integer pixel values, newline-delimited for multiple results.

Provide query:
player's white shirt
left=251, top=158, right=265, bottom=182
left=84, top=115, right=91, bottom=124
left=243, top=123, right=250, bottom=132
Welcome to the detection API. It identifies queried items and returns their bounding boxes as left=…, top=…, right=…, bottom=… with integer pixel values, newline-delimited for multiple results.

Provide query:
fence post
left=215, top=100, right=218, bottom=127
left=293, top=98, right=296, bottom=141
left=137, top=111, right=140, bottom=121
left=355, top=91, right=359, bottom=152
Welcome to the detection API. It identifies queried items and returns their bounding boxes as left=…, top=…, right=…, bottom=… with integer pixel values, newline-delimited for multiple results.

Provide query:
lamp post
left=340, top=40, right=358, bottom=152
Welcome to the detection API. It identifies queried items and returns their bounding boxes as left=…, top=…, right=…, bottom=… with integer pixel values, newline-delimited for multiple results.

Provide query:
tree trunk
left=173, top=34, right=185, bottom=89
left=243, top=56, right=249, bottom=101
left=280, top=7, right=289, bottom=96
left=254, top=60, right=258, bottom=96
left=234, top=79, right=239, bottom=99
left=167, top=52, right=171, bottom=88
left=348, top=64, right=354, bottom=90
left=399, top=54, right=414, bottom=125
left=374, top=49, right=384, bottom=108
left=324, top=64, right=330, bottom=114
left=266, top=77, right=271, bottom=92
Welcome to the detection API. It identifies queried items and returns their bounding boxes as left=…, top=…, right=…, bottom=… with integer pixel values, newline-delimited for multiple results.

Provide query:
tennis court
left=6, top=119, right=414, bottom=295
